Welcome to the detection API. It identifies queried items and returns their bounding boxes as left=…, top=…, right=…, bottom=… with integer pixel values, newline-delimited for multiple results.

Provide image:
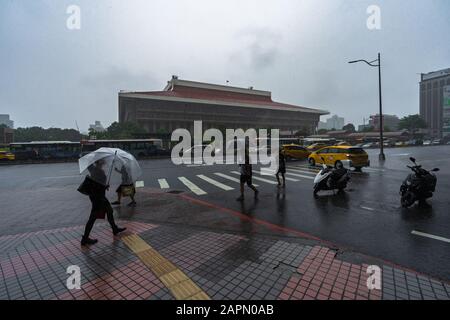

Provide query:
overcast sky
left=1, top=0, right=449, bottom=132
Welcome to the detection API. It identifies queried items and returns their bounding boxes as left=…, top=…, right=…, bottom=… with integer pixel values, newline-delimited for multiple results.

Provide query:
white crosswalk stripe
left=197, top=174, right=234, bottom=191
left=230, top=171, right=278, bottom=185
left=255, top=170, right=300, bottom=182
left=285, top=171, right=315, bottom=180
left=286, top=167, right=319, bottom=175
left=158, top=178, right=170, bottom=189
left=178, top=176, right=207, bottom=195
left=364, top=167, right=385, bottom=172
left=287, top=166, right=319, bottom=173
left=213, top=172, right=259, bottom=187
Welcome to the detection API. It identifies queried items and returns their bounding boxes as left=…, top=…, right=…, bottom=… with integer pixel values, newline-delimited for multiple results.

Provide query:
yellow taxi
left=308, top=146, right=370, bottom=171
left=281, top=144, right=311, bottom=160
left=0, top=151, right=15, bottom=161
left=306, top=143, right=329, bottom=152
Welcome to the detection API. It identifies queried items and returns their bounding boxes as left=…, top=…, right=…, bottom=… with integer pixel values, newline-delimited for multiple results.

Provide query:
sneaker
left=128, top=201, right=137, bottom=207
left=254, top=190, right=259, bottom=198
left=111, top=201, right=121, bottom=205
left=81, top=237, right=98, bottom=246
left=113, top=227, right=127, bottom=236
left=236, top=195, right=244, bottom=202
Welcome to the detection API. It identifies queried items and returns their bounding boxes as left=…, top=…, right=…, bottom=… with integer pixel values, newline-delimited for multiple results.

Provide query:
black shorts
left=240, top=174, right=252, bottom=186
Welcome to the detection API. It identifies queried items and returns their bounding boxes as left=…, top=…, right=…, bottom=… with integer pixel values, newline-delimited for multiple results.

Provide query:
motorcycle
left=400, top=157, right=439, bottom=208
left=313, top=158, right=350, bottom=196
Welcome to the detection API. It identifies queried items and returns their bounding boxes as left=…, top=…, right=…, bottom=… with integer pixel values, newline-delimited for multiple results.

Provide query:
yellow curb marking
left=122, top=234, right=210, bottom=300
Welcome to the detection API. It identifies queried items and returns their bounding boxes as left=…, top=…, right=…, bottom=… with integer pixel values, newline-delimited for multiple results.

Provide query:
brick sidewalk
left=1, top=219, right=449, bottom=300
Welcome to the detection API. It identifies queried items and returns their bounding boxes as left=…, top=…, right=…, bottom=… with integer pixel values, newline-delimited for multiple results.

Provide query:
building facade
left=119, top=76, right=328, bottom=137
left=0, top=114, right=14, bottom=129
left=318, top=115, right=345, bottom=130
left=419, top=68, right=450, bottom=138
left=0, top=127, right=14, bottom=145
left=369, top=114, right=400, bottom=131
left=89, top=121, right=106, bottom=132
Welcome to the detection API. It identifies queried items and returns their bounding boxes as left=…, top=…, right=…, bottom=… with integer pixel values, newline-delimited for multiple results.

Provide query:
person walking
left=276, top=150, right=286, bottom=187
left=81, top=159, right=126, bottom=246
left=112, top=165, right=137, bottom=207
left=236, top=151, right=258, bottom=201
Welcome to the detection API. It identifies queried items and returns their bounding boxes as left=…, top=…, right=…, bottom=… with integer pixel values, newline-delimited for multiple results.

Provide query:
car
left=308, top=146, right=370, bottom=171
left=183, top=144, right=221, bottom=158
left=281, top=144, right=311, bottom=160
left=432, top=139, right=441, bottom=145
left=447, top=141, right=450, bottom=145
left=0, top=151, right=15, bottom=161
left=362, top=142, right=373, bottom=148
left=395, top=141, right=405, bottom=147
left=336, top=141, right=351, bottom=146
left=306, top=143, right=329, bottom=151
left=423, top=140, right=432, bottom=146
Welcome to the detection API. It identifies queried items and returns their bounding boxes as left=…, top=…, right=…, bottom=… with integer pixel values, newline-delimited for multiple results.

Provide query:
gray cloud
left=1, top=0, right=449, bottom=130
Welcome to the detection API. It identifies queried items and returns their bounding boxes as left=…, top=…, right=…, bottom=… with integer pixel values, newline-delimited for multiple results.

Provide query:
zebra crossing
left=151, top=163, right=384, bottom=196
left=154, top=165, right=318, bottom=196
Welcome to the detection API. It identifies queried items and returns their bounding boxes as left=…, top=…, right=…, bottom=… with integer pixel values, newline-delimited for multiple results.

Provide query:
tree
left=89, top=122, right=147, bottom=140
left=14, top=126, right=82, bottom=142
left=398, top=114, right=427, bottom=133
left=362, top=126, right=374, bottom=132
left=342, top=123, right=356, bottom=133
left=295, top=127, right=310, bottom=137
left=317, top=129, right=329, bottom=134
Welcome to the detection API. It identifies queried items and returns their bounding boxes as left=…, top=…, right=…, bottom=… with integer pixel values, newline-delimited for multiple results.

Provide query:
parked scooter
left=400, top=157, right=439, bottom=208
left=313, top=159, right=350, bottom=196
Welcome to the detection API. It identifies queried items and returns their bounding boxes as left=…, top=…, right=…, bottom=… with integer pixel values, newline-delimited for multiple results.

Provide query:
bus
left=80, top=139, right=168, bottom=158
left=9, top=141, right=81, bottom=160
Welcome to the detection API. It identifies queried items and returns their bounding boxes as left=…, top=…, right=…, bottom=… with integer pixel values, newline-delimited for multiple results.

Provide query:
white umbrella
left=78, top=147, right=142, bottom=186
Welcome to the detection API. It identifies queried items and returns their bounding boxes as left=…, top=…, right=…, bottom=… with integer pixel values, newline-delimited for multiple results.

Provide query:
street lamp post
left=349, top=53, right=386, bottom=161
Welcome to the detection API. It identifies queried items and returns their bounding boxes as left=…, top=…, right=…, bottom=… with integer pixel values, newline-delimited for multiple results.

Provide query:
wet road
left=1, top=145, right=450, bottom=280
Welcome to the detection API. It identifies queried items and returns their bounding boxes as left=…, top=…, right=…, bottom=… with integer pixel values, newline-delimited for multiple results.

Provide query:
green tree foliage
left=342, top=123, right=356, bottom=132
left=295, top=127, right=310, bottom=137
left=398, top=114, right=427, bottom=133
left=362, top=126, right=374, bottom=132
left=89, top=122, right=147, bottom=140
left=14, top=127, right=82, bottom=142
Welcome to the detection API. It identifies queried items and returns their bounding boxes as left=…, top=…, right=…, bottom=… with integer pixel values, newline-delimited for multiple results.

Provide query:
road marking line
left=213, top=173, right=259, bottom=187
left=230, top=171, right=278, bottom=185
left=122, top=234, right=210, bottom=300
left=197, top=174, right=234, bottom=191
left=411, top=230, right=450, bottom=244
left=255, top=170, right=299, bottom=182
left=178, top=177, right=207, bottom=195
left=287, top=167, right=318, bottom=175
left=289, top=164, right=318, bottom=169
left=135, top=180, right=145, bottom=188
left=285, top=171, right=315, bottom=180
left=364, top=167, right=385, bottom=172
left=361, top=206, right=375, bottom=211
left=158, top=179, right=169, bottom=189
left=287, top=166, right=319, bottom=174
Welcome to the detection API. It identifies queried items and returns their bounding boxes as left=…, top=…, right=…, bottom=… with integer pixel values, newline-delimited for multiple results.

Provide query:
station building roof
left=119, top=76, right=329, bottom=115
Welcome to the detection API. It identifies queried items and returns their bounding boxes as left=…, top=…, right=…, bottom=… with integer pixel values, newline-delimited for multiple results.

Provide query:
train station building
left=118, top=76, right=328, bottom=137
